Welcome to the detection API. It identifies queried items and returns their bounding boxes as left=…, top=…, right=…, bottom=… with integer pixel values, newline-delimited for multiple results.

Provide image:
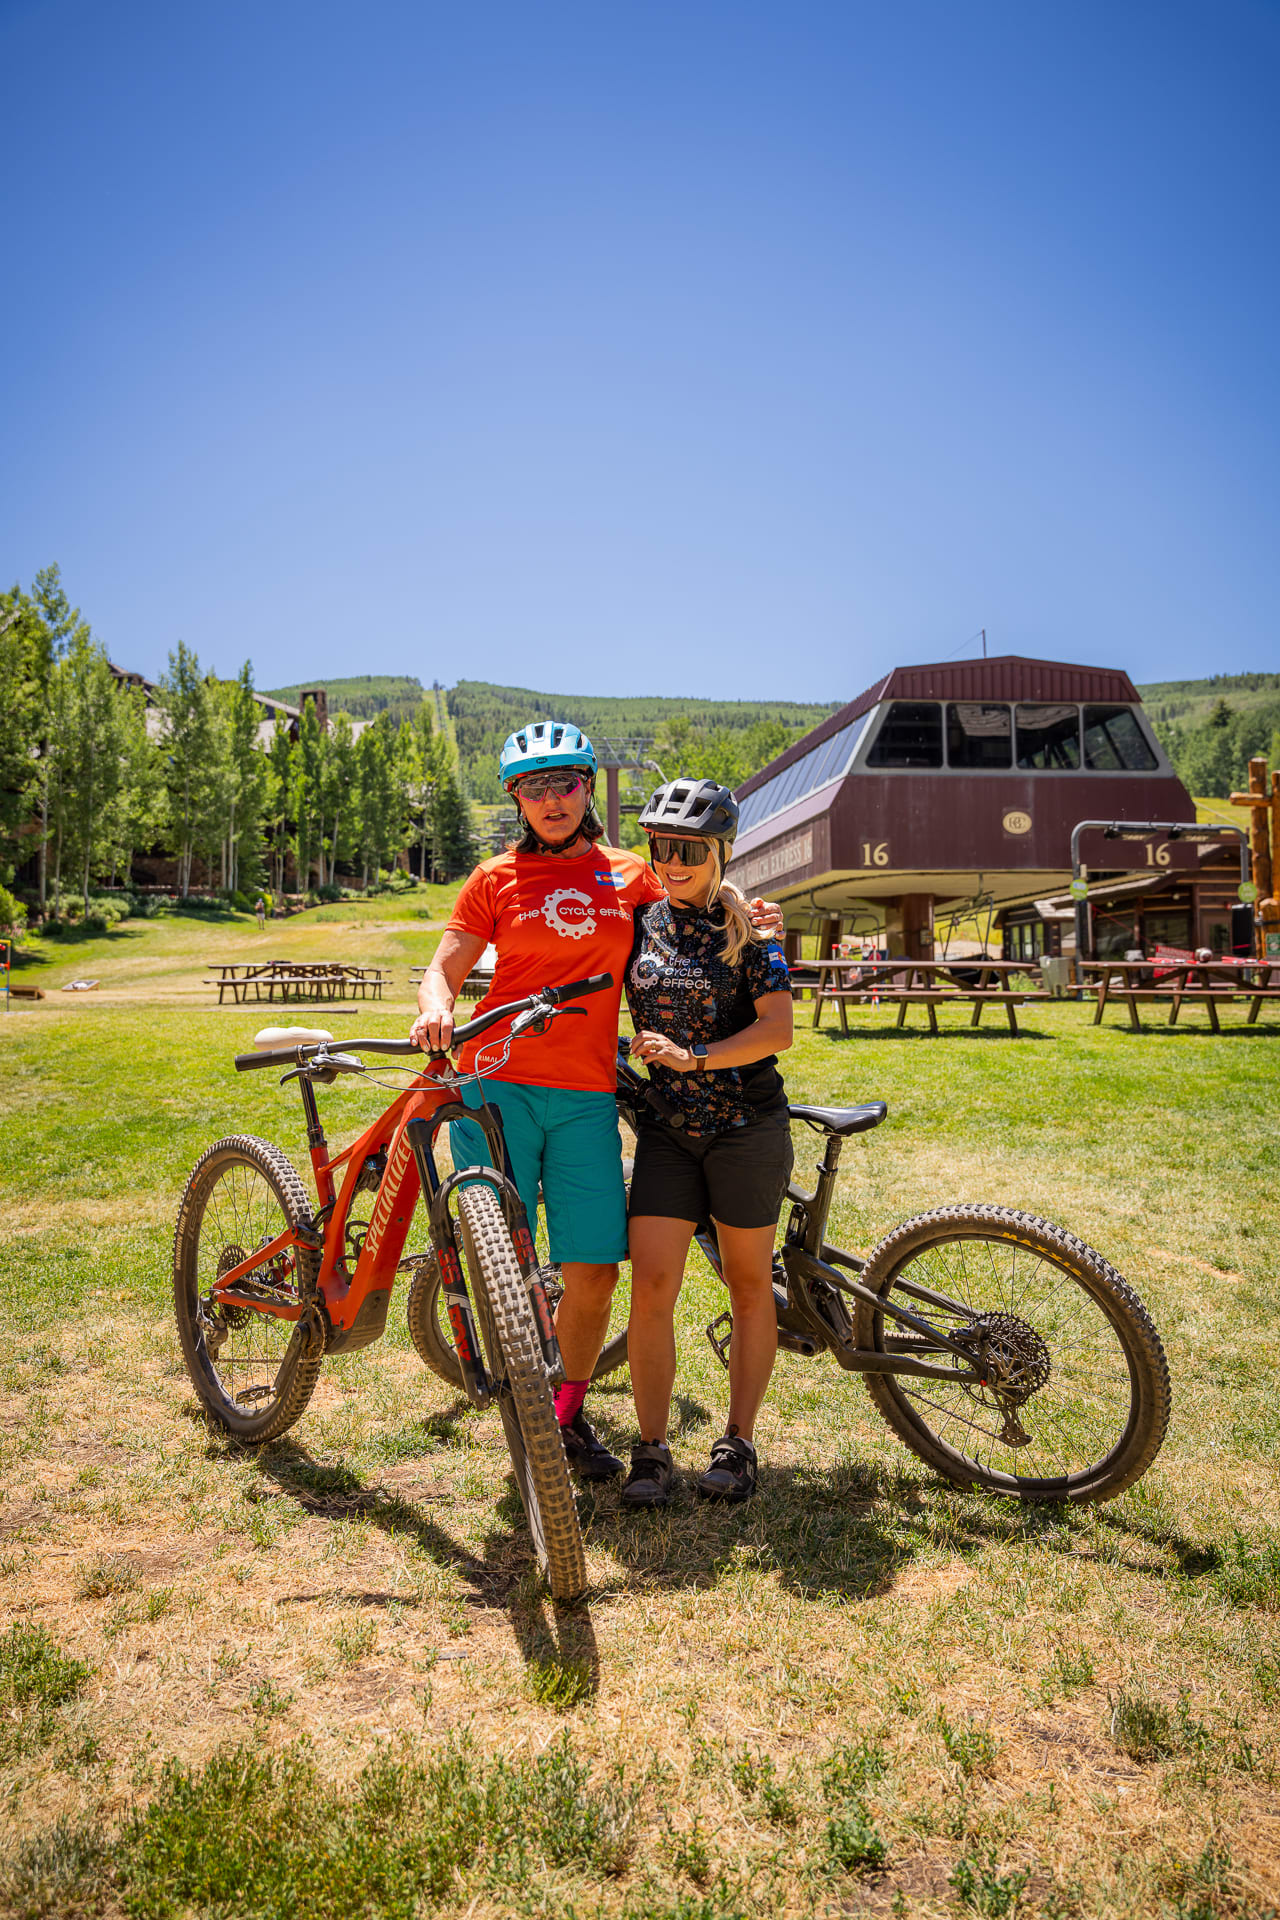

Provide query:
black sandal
left=696, top=1435, right=757, bottom=1503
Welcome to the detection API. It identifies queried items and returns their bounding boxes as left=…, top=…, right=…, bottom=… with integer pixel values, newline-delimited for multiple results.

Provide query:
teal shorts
left=449, top=1080, right=627, bottom=1266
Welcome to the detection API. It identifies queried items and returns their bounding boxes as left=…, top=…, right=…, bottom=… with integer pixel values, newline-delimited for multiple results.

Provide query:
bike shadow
left=248, top=1421, right=599, bottom=1692
left=588, top=1453, right=1215, bottom=1603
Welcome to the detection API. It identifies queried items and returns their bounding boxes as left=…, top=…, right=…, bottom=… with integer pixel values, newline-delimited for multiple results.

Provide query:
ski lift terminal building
left=725, top=655, right=1195, bottom=959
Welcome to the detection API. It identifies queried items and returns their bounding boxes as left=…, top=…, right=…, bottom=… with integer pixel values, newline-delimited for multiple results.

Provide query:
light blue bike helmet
left=499, top=722, right=598, bottom=791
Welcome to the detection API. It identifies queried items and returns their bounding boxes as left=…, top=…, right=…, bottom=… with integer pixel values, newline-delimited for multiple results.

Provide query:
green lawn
left=2, top=913, right=1279, bottom=1918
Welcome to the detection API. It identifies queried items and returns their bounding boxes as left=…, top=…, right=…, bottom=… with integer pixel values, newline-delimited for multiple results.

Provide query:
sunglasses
left=514, top=772, right=586, bottom=800
left=647, top=835, right=714, bottom=866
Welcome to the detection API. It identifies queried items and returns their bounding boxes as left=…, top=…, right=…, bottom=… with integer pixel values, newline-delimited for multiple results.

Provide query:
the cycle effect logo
left=541, top=887, right=596, bottom=941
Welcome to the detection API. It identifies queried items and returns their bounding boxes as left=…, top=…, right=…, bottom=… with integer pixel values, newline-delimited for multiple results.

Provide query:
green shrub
left=949, top=1846, right=1029, bottom=1914
left=0, top=1622, right=91, bottom=1710
left=1212, top=1532, right=1280, bottom=1611
left=0, top=884, right=27, bottom=936
left=313, top=882, right=342, bottom=904
left=81, top=914, right=108, bottom=936
left=1106, top=1687, right=1175, bottom=1761
left=825, top=1802, right=887, bottom=1873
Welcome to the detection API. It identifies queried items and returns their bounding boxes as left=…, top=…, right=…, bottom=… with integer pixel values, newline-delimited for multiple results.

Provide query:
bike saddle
left=788, top=1101, right=888, bottom=1136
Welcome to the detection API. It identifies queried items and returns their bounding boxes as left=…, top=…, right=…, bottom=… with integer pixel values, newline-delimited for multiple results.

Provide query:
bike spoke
left=888, top=1235, right=1132, bottom=1483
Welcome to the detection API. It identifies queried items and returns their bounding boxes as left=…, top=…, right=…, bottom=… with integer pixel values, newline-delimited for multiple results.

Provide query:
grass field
left=2, top=899, right=1279, bottom=1918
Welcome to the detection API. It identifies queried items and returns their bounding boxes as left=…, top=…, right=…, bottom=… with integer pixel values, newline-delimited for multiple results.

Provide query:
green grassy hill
left=259, top=674, right=428, bottom=725
left=446, top=680, right=837, bottom=801
left=1137, top=672, right=1280, bottom=729
left=1136, top=675, right=1280, bottom=798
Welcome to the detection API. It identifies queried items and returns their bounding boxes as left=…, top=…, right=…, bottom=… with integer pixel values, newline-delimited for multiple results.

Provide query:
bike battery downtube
left=405, top=1119, right=493, bottom=1408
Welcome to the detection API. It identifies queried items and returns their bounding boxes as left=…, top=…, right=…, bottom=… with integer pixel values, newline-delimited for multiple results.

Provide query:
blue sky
left=3, top=0, right=1277, bottom=700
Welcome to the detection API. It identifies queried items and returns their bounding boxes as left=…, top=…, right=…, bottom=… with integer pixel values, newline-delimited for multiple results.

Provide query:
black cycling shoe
left=696, top=1435, right=757, bottom=1503
left=559, top=1410, right=624, bottom=1482
left=620, top=1441, right=676, bottom=1509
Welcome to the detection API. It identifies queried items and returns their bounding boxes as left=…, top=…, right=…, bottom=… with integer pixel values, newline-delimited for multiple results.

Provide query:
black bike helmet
left=638, top=778, right=739, bottom=846
left=639, top=779, right=740, bottom=904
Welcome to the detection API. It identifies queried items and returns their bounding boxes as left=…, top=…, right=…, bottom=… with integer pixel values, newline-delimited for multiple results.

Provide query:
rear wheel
left=456, top=1187, right=587, bottom=1600
left=855, top=1206, right=1170, bottom=1503
left=173, top=1136, right=323, bottom=1443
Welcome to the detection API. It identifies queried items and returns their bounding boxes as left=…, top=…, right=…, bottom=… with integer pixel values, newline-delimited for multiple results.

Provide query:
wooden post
left=1229, top=756, right=1272, bottom=958
left=901, top=894, right=935, bottom=961
left=605, top=767, right=620, bottom=845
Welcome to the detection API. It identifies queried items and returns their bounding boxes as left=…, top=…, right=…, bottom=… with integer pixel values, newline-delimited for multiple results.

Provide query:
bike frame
left=612, top=1057, right=987, bottom=1389
left=212, top=1057, right=558, bottom=1386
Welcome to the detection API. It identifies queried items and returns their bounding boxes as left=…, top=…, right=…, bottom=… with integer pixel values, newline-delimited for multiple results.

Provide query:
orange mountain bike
left=172, top=972, right=614, bottom=1601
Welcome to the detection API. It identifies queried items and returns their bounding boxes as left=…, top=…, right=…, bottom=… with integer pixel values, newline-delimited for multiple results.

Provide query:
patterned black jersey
left=625, top=900, right=792, bottom=1135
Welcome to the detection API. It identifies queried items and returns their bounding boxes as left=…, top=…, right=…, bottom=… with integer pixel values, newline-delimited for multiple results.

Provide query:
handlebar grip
left=546, top=972, right=614, bottom=1004
left=235, top=1049, right=296, bottom=1072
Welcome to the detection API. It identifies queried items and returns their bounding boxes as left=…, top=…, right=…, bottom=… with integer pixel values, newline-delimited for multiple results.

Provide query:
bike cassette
left=955, top=1311, right=1051, bottom=1448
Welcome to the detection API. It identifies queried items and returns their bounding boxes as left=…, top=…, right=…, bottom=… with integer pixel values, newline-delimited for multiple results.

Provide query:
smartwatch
left=692, top=1043, right=709, bottom=1073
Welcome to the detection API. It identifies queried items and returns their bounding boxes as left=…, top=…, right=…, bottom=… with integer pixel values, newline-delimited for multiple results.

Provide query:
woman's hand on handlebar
left=410, top=1004, right=454, bottom=1052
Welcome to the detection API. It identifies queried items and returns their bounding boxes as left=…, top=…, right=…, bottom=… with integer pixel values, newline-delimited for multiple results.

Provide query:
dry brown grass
left=3, top=984, right=1279, bottom=1914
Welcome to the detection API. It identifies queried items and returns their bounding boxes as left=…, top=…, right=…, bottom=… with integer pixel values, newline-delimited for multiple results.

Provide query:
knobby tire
left=855, top=1205, right=1170, bottom=1503
left=456, top=1187, right=588, bottom=1601
left=408, top=1255, right=628, bottom=1387
left=173, top=1136, right=323, bottom=1444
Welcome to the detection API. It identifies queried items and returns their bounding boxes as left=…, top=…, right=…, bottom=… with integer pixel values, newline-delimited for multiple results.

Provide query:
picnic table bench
left=410, top=944, right=497, bottom=1002
left=1080, top=958, right=1280, bottom=1032
left=806, top=958, right=1049, bottom=1036
left=204, top=961, right=388, bottom=1005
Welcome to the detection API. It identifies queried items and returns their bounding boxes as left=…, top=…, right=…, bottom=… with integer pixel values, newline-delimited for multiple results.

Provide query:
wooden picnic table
left=807, top=958, right=1048, bottom=1036
left=1079, top=958, right=1280, bottom=1032
left=410, top=944, right=497, bottom=1002
left=204, top=961, right=387, bottom=1005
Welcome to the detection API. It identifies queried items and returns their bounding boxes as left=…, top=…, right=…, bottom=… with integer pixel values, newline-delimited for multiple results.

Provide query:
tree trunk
left=38, top=761, right=49, bottom=910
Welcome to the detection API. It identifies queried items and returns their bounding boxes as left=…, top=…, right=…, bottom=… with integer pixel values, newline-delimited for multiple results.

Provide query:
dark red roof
left=736, top=655, right=1144, bottom=800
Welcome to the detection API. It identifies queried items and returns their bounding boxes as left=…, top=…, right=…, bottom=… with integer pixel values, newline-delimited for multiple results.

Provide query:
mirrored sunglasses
left=514, top=771, right=586, bottom=799
left=647, top=835, right=714, bottom=866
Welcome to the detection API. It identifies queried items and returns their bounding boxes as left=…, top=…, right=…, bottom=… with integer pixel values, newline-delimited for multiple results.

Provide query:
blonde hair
left=716, top=870, right=769, bottom=966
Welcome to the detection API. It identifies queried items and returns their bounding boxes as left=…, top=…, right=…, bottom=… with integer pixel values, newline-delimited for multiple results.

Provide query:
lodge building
left=725, top=655, right=1203, bottom=959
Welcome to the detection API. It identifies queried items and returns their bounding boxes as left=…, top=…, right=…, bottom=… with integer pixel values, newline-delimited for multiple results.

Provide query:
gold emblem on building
left=1002, top=809, right=1032, bottom=836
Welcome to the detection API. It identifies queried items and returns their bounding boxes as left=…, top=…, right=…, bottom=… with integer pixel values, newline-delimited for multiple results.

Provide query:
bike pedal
left=706, top=1311, right=732, bottom=1369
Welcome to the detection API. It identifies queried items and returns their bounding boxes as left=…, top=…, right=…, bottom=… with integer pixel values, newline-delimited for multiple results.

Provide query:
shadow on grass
left=11, top=927, right=142, bottom=968
left=1096, top=1022, right=1280, bottom=1039
left=812, top=1023, right=1056, bottom=1043
left=585, top=1451, right=1227, bottom=1604
left=244, top=1418, right=599, bottom=1693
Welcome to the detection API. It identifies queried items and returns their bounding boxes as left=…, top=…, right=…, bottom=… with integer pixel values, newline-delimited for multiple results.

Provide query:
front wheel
left=456, top=1187, right=587, bottom=1601
left=173, top=1136, right=323, bottom=1444
left=855, top=1206, right=1170, bottom=1503
left=407, top=1255, right=629, bottom=1387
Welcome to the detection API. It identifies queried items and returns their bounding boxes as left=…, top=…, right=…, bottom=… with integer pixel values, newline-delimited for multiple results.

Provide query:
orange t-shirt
left=448, top=846, right=666, bottom=1092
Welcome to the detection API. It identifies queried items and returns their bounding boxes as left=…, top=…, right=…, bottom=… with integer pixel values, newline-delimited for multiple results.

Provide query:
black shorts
left=627, top=1106, right=794, bottom=1231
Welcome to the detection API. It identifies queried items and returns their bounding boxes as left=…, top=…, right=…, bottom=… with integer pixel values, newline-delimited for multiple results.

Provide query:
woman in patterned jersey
left=412, top=728, right=783, bottom=1490
left=620, top=779, right=794, bottom=1508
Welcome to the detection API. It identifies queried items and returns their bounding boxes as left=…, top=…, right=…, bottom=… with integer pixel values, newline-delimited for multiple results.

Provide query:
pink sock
left=555, top=1379, right=589, bottom=1427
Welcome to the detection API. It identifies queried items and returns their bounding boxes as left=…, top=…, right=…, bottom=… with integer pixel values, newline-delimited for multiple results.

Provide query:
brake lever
left=509, top=1003, right=587, bottom=1040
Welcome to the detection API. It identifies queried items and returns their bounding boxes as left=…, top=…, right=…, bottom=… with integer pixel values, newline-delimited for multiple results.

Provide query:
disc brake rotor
left=212, top=1244, right=251, bottom=1329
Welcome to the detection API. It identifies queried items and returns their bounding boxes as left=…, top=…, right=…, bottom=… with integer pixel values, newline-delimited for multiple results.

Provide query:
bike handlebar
left=233, top=972, right=615, bottom=1074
